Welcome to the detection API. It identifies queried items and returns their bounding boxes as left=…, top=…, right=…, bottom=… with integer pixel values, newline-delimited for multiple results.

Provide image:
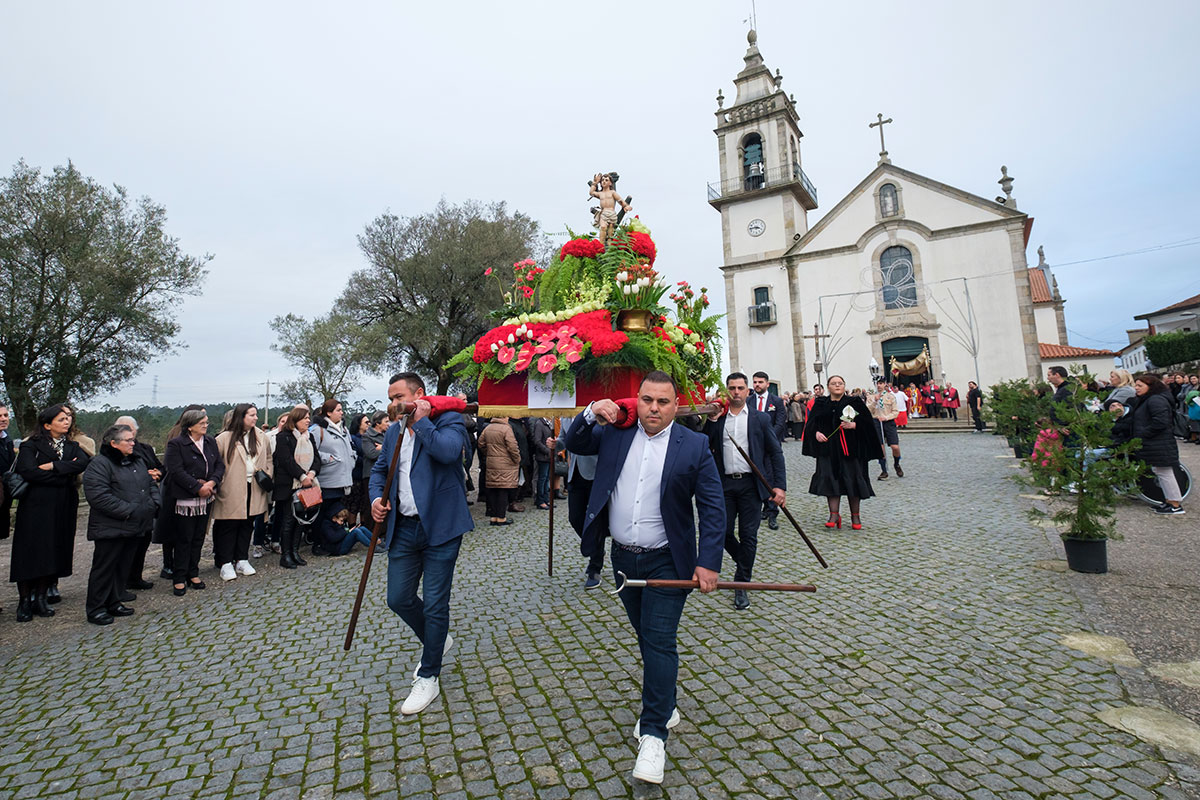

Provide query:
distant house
left=1119, top=328, right=1150, bottom=373
left=1131, top=293, right=1200, bottom=370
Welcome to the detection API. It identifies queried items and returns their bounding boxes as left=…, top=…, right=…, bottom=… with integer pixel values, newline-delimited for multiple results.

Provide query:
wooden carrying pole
left=344, top=403, right=411, bottom=651
left=548, top=418, right=560, bottom=576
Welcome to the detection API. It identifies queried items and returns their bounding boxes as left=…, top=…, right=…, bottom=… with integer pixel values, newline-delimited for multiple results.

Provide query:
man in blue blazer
left=705, top=373, right=787, bottom=611
left=370, top=372, right=473, bottom=716
left=751, top=371, right=787, bottom=529
left=564, top=370, right=725, bottom=786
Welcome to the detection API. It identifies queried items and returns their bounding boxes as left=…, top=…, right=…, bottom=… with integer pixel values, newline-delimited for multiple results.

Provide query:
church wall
left=898, top=181, right=1010, bottom=230
left=727, top=262, right=796, bottom=388
left=1034, top=306, right=1062, bottom=345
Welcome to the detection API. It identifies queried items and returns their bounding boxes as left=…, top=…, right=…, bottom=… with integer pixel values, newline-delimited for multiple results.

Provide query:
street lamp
left=869, top=357, right=882, bottom=387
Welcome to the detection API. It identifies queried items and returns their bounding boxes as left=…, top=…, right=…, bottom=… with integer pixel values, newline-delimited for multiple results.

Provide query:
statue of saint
left=588, top=172, right=632, bottom=245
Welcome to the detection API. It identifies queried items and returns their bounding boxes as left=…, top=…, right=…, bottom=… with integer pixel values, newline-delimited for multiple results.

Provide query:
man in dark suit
left=564, top=370, right=725, bottom=786
left=370, top=372, right=474, bottom=717
left=705, top=373, right=786, bottom=610
left=553, top=415, right=602, bottom=588
left=751, top=371, right=787, bottom=529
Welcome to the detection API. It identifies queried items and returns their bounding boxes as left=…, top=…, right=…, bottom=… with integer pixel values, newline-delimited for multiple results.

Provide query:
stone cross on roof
left=869, top=113, right=893, bottom=164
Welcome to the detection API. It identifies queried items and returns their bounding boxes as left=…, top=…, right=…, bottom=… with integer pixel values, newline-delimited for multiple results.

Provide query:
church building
left=710, top=30, right=1113, bottom=391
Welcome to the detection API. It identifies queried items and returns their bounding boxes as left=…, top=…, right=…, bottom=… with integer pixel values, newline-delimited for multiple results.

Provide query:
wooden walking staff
left=343, top=400, right=412, bottom=650
left=547, top=417, right=560, bottom=576
left=727, top=436, right=829, bottom=569
left=611, top=571, right=815, bottom=595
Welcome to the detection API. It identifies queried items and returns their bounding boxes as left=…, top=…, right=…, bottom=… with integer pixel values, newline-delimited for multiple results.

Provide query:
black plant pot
left=1013, top=444, right=1029, bottom=459
left=1062, top=537, right=1108, bottom=574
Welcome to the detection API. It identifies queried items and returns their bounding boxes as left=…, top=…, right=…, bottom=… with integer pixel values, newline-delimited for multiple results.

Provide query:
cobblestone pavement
left=1, top=433, right=1197, bottom=799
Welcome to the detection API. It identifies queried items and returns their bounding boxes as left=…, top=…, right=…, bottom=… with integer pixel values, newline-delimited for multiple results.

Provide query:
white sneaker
left=235, top=560, right=256, bottom=576
left=219, top=562, right=237, bottom=581
left=251, top=546, right=264, bottom=559
left=632, top=734, right=666, bottom=784
left=412, top=634, right=454, bottom=679
left=400, top=676, right=439, bottom=715
left=633, top=707, right=680, bottom=739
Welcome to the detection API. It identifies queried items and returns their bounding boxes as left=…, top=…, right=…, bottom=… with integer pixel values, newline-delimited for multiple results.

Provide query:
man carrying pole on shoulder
left=563, top=370, right=725, bottom=785
left=369, top=372, right=474, bottom=716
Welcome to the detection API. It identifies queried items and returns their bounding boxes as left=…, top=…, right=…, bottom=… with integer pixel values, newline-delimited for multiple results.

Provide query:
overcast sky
left=3, top=1, right=1198, bottom=410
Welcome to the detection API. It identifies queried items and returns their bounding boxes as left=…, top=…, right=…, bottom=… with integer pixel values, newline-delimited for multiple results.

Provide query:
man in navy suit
left=705, top=373, right=786, bottom=611
left=370, top=372, right=474, bottom=716
left=751, top=371, right=787, bottom=530
left=564, top=370, right=725, bottom=785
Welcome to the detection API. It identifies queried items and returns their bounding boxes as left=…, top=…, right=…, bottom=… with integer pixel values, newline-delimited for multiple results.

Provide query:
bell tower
left=709, top=29, right=817, bottom=264
left=710, top=29, right=818, bottom=390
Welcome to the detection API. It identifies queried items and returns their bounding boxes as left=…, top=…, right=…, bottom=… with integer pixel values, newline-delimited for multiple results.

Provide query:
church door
left=882, top=336, right=930, bottom=388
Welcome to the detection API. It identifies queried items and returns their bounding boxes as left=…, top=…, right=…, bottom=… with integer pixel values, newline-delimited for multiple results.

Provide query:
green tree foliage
left=269, top=311, right=385, bottom=407
left=341, top=199, right=547, bottom=394
left=1144, top=330, right=1200, bottom=369
left=0, top=160, right=209, bottom=432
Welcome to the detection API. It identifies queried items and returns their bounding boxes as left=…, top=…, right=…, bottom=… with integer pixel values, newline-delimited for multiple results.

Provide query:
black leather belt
left=613, top=542, right=670, bottom=554
left=725, top=472, right=749, bottom=480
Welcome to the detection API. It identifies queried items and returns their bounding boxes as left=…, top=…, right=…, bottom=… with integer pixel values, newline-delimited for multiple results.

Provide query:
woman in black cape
left=801, top=375, right=881, bottom=530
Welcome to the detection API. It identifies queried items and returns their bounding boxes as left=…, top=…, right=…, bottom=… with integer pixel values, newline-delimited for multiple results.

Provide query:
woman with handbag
left=212, top=404, right=273, bottom=582
left=272, top=405, right=321, bottom=569
left=164, top=408, right=225, bottom=596
left=310, top=399, right=355, bottom=555
left=10, top=404, right=91, bottom=622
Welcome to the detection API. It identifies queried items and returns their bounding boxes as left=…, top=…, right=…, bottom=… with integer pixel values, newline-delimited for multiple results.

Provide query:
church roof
left=1039, top=343, right=1116, bottom=358
left=1133, top=292, right=1200, bottom=320
left=788, top=162, right=1029, bottom=257
left=1028, top=269, right=1054, bottom=304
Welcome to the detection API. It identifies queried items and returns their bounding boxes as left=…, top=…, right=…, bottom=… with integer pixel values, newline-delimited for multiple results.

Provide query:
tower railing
left=707, top=162, right=817, bottom=209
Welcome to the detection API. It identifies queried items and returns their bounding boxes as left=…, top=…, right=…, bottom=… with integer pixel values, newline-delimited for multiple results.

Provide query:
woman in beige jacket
left=477, top=418, right=520, bottom=526
left=212, top=404, right=274, bottom=580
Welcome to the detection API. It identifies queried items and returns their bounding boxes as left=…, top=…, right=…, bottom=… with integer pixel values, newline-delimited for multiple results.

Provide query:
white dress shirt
left=755, top=392, right=769, bottom=412
left=893, top=390, right=908, bottom=412
left=394, top=425, right=418, bottom=517
left=722, top=407, right=751, bottom=474
left=607, top=420, right=673, bottom=549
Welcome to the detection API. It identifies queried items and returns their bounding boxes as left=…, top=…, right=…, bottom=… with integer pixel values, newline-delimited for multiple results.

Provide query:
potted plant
left=1020, top=368, right=1144, bottom=573
left=986, top=379, right=1050, bottom=456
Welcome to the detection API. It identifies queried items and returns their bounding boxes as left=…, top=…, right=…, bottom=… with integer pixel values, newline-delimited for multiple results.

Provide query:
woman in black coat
left=1129, top=374, right=1184, bottom=514
left=152, top=404, right=205, bottom=580
left=164, top=409, right=224, bottom=595
left=10, top=403, right=91, bottom=621
left=82, top=425, right=160, bottom=624
left=801, top=375, right=881, bottom=531
left=272, top=405, right=321, bottom=569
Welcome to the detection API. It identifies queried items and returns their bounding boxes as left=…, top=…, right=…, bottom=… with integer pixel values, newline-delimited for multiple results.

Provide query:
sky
left=3, top=0, right=1198, bottom=410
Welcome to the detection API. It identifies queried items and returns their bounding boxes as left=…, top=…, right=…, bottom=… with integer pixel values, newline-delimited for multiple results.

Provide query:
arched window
left=742, top=133, right=764, bottom=190
left=879, top=183, right=899, bottom=217
left=880, top=246, right=918, bottom=309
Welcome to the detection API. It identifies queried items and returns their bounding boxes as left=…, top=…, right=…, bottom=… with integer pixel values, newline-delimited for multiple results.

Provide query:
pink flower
left=497, top=346, right=515, bottom=364
left=1041, top=459, right=1050, bottom=467
left=537, top=354, right=558, bottom=373
left=484, top=267, right=493, bottom=276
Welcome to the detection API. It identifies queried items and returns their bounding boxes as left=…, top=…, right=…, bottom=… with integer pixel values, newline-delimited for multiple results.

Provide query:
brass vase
left=616, top=309, right=654, bottom=333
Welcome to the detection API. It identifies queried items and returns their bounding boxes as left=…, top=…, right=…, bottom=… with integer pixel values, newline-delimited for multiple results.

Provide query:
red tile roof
left=1028, top=268, right=1054, bottom=304
left=1040, top=343, right=1116, bottom=358
left=1134, top=292, right=1200, bottom=320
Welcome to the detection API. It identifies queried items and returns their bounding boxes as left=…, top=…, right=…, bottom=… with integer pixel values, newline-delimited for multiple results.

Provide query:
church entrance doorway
left=882, top=336, right=931, bottom=389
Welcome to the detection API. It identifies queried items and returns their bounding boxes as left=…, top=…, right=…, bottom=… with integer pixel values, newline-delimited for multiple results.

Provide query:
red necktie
left=758, top=395, right=765, bottom=412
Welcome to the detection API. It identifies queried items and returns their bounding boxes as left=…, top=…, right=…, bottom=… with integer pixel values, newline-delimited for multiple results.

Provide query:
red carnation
left=628, top=232, right=656, bottom=265
left=559, top=237, right=605, bottom=261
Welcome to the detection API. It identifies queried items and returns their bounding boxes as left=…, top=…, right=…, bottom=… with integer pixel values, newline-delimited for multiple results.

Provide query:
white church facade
left=710, top=31, right=1114, bottom=391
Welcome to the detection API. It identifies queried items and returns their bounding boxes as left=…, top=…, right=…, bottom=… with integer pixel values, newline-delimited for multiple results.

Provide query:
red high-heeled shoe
left=851, top=515, right=863, bottom=531
left=825, top=513, right=841, bottom=529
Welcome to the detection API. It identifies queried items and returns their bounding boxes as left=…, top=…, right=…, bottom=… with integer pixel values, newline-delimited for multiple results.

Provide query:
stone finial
left=748, top=28, right=758, bottom=46
left=774, top=68, right=783, bottom=89
left=716, top=89, right=724, bottom=109
left=999, top=165, right=1016, bottom=209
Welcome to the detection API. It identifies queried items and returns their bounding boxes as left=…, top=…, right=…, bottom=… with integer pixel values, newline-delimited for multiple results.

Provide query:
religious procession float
left=445, top=172, right=725, bottom=417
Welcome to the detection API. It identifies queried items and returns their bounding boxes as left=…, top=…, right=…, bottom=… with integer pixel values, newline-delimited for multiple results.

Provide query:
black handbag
left=254, top=469, right=274, bottom=493
left=3, top=465, right=28, bottom=501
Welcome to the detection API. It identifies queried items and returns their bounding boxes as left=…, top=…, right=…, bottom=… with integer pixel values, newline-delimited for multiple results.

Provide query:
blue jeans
left=535, top=461, right=550, bottom=506
left=334, top=525, right=374, bottom=556
left=386, top=516, right=463, bottom=679
left=610, top=545, right=690, bottom=741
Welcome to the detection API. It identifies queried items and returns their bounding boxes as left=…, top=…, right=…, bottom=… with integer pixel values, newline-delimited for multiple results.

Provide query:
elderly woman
left=477, top=416, right=520, bottom=525
left=212, top=404, right=273, bottom=582
left=82, top=425, right=160, bottom=625
left=10, top=404, right=91, bottom=621
left=272, top=405, right=321, bottom=568
left=113, top=415, right=163, bottom=591
left=164, top=408, right=224, bottom=595
left=1102, top=369, right=1136, bottom=409
left=310, top=398, right=355, bottom=555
